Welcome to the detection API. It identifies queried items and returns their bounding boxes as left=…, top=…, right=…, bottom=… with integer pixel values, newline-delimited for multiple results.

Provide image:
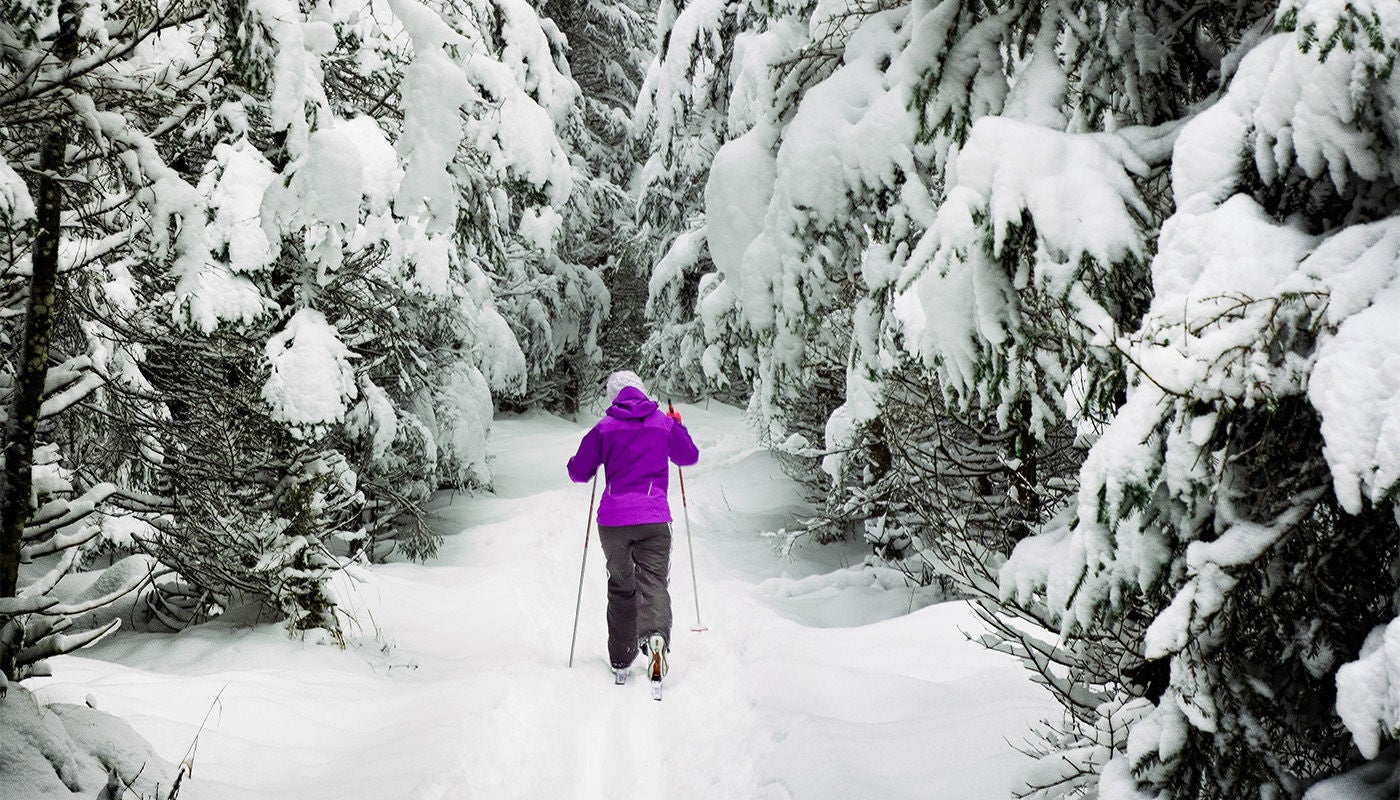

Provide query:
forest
left=1, top=0, right=1399, bottom=797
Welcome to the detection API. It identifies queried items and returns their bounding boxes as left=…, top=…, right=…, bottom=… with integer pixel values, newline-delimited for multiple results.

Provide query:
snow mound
left=0, top=686, right=173, bottom=799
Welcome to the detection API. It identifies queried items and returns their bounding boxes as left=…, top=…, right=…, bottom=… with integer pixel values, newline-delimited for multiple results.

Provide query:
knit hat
left=605, top=370, right=648, bottom=404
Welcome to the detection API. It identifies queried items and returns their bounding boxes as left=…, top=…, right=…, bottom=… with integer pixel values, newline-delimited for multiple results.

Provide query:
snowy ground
left=32, top=401, right=1057, bottom=799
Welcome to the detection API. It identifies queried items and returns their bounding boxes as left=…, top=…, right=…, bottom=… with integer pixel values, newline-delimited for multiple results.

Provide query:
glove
left=665, top=402, right=682, bottom=423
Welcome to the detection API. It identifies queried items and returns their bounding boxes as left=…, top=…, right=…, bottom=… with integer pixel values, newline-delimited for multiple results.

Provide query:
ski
left=614, top=668, right=629, bottom=685
left=650, top=679, right=662, bottom=701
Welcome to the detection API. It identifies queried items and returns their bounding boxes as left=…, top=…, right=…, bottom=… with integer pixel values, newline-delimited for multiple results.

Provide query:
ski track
left=31, top=403, right=1056, bottom=799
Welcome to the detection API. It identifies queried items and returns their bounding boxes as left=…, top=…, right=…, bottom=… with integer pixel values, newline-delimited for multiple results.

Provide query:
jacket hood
left=606, top=386, right=658, bottom=419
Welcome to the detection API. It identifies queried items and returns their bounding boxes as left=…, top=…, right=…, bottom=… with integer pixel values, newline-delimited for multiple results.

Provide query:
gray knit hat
left=605, top=370, right=648, bottom=403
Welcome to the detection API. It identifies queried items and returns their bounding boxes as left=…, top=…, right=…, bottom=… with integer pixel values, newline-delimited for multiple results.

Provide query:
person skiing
left=567, top=371, right=699, bottom=688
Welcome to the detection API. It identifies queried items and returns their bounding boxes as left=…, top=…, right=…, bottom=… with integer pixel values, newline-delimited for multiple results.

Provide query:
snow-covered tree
left=996, top=2, right=1400, bottom=796
left=635, top=0, right=757, bottom=397
left=638, top=0, right=1400, bottom=796
left=0, top=0, right=202, bottom=686
left=548, top=0, right=654, bottom=384
left=135, top=0, right=606, bottom=605
left=0, top=0, right=616, bottom=651
left=639, top=0, right=1071, bottom=553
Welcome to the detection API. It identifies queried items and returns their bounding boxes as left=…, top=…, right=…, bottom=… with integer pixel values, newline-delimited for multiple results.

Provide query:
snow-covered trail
left=34, top=402, right=1056, bottom=799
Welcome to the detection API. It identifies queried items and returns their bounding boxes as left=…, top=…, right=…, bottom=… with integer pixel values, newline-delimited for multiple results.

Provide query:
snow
left=648, top=227, right=706, bottom=306
left=262, top=308, right=359, bottom=438
left=894, top=115, right=1151, bottom=432
left=1143, top=503, right=1315, bottom=661
left=1303, top=747, right=1400, bottom=800
left=202, top=140, right=277, bottom=274
left=686, top=0, right=948, bottom=406
left=337, top=115, right=401, bottom=214
left=51, top=554, right=158, bottom=619
left=403, top=227, right=453, bottom=296
left=1308, top=220, right=1400, bottom=513
left=257, top=0, right=335, bottom=159
left=704, top=126, right=776, bottom=315
left=727, top=20, right=808, bottom=135
left=172, top=266, right=272, bottom=335
left=1335, top=619, right=1400, bottom=760
left=936, top=117, right=1147, bottom=268
left=1173, top=0, right=1400, bottom=212
left=389, top=0, right=481, bottom=235
left=426, top=362, right=495, bottom=487
left=29, top=403, right=1056, bottom=799
left=1000, top=14, right=1068, bottom=130
left=491, top=0, right=578, bottom=126
left=820, top=402, right=858, bottom=483
left=377, top=0, right=576, bottom=241
left=995, top=191, right=1343, bottom=636
left=697, top=119, right=780, bottom=339
left=288, top=127, right=366, bottom=271
left=0, top=153, right=36, bottom=222
left=518, top=205, right=562, bottom=251
left=462, top=61, right=574, bottom=204
left=774, top=14, right=911, bottom=233
left=1098, top=754, right=1159, bottom=800
left=346, top=376, right=399, bottom=462
left=1170, top=95, right=1252, bottom=212
left=0, top=687, right=173, bottom=799
left=98, top=516, right=157, bottom=550
left=471, top=303, right=529, bottom=396
left=639, top=0, right=729, bottom=150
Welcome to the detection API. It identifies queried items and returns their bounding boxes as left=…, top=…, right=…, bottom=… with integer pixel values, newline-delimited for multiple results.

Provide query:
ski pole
left=677, top=464, right=706, bottom=632
left=669, top=401, right=707, bottom=633
left=568, top=474, right=598, bottom=668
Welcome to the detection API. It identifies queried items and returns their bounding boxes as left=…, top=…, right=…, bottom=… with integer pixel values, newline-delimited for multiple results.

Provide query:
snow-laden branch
left=16, top=617, right=120, bottom=666
left=0, top=4, right=208, bottom=110
left=20, top=482, right=117, bottom=540
left=45, top=557, right=166, bottom=616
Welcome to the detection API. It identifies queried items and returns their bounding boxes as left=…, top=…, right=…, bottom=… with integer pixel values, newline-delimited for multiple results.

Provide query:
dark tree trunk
left=0, top=4, right=76, bottom=599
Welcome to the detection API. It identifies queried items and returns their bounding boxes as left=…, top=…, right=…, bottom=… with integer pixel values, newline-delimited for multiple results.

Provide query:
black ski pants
left=597, top=522, right=672, bottom=669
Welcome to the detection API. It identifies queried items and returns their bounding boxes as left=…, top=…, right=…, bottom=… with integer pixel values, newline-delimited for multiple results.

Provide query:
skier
left=567, top=371, right=699, bottom=690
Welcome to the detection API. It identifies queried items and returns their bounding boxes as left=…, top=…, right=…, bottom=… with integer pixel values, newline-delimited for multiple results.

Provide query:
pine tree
left=0, top=0, right=217, bottom=683
left=546, top=0, right=655, bottom=386
left=0, top=0, right=617, bottom=648
left=997, top=2, right=1400, bottom=796
left=637, top=0, right=1400, bottom=796
left=634, top=0, right=758, bottom=398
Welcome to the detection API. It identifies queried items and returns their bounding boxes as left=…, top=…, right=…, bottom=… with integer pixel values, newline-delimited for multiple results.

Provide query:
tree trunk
left=0, top=4, right=76, bottom=599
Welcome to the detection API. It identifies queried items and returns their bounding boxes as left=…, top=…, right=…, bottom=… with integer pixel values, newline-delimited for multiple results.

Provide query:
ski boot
left=644, top=633, right=667, bottom=700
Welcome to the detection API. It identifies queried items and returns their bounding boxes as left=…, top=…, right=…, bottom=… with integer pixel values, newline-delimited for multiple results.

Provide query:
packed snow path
left=36, top=403, right=1056, bottom=799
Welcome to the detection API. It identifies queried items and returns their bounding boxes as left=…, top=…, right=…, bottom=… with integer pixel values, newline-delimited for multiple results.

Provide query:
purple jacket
left=567, top=387, right=700, bottom=526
